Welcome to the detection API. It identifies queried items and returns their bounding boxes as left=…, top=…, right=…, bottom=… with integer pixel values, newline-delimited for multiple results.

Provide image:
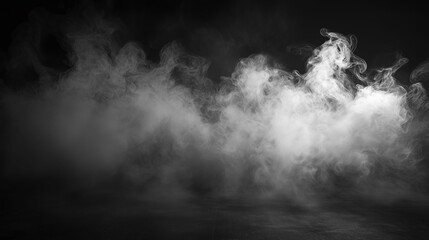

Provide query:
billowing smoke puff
left=1, top=22, right=427, bottom=201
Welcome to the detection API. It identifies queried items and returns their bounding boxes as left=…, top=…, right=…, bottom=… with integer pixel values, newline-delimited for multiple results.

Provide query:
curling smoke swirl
left=1, top=25, right=427, bottom=201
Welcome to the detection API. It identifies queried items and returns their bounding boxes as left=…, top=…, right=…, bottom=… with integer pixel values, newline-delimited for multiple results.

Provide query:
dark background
left=1, top=0, right=428, bottom=87
left=2, top=1, right=429, bottom=239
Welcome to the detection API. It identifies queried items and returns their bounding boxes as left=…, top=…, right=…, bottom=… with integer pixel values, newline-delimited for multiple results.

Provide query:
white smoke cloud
left=1, top=24, right=427, bottom=202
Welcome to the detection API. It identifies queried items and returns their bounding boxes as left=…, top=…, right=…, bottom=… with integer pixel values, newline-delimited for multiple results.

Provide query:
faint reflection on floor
left=3, top=191, right=429, bottom=240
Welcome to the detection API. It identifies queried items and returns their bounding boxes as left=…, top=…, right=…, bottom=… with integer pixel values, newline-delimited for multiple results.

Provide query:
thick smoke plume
left=1, top=19, right=428, bottom=202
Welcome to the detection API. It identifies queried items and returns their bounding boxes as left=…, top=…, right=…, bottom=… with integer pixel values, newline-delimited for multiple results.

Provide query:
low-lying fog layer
left=2, top=18, right=429, bottom=203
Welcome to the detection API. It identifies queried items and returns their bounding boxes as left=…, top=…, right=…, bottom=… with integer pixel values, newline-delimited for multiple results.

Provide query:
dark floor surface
left=3, top=186, right=429, bottom=240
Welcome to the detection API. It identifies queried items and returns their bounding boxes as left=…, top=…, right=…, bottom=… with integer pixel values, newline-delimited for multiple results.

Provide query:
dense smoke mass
left=1, top=12, right=429, bottom=203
